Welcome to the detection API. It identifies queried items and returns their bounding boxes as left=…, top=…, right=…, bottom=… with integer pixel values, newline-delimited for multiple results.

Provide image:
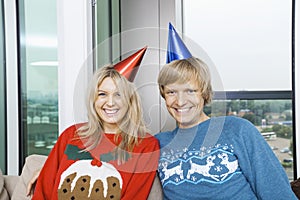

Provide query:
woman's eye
left=98, top=92, right=106, bottom=96
left=115, top=92, right=121, bottom=97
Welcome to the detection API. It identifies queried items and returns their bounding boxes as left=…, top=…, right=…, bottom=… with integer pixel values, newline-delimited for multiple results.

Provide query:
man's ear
left=160, top=86, right=165, bottom=99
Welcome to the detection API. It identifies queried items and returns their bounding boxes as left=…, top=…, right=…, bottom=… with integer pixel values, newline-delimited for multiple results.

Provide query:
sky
left=183, top=0, right=292, bottom=91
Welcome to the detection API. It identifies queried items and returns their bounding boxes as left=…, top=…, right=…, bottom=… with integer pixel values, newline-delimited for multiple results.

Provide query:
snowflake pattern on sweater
left=159, top=143, right=241, bottom=187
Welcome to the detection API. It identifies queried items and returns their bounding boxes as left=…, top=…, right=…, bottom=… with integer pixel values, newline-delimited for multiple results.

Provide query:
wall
left=4, top=0, right=19, bottom=175
left=57, top=0, right=93, bottom=133
left=120, top=0, right=179, bottom=134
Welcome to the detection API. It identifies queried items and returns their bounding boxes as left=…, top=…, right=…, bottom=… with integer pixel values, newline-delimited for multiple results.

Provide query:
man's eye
left=188, top=89, right=197, bottom=94
left=166, top=91, right=175, bottom=95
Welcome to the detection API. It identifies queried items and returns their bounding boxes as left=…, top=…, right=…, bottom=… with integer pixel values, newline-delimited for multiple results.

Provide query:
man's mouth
left=175, top=107, right=191, bottom=113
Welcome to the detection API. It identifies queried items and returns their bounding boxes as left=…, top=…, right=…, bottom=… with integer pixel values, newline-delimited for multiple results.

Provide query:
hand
left=26, top=169, right=41, bottom=197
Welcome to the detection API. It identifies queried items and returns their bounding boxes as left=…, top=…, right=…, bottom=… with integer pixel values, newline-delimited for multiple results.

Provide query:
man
left=154, top=23, right=297, bottom=199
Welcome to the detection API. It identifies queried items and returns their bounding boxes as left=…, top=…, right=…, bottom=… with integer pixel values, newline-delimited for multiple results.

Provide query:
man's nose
left=176, top=92, right=186, bottom=106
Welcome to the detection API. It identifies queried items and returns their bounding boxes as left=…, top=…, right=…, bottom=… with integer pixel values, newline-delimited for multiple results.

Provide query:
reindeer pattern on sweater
left=159, top=143, right=241, bottom=186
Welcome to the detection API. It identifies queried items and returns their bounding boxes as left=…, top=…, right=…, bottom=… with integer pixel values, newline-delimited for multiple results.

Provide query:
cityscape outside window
left=205, top=99, right=294, bottom=180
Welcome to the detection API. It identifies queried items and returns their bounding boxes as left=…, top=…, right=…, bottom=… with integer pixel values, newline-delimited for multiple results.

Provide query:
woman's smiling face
left=95, top=77, right=128, bottom=133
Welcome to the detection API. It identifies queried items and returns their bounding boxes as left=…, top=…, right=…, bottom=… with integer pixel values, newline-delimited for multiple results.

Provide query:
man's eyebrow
left=164, top=88, right=175, bottom=91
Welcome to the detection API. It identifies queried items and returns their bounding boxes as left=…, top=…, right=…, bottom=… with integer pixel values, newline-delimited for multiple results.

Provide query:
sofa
left=0, top=154, right=163, bottom=200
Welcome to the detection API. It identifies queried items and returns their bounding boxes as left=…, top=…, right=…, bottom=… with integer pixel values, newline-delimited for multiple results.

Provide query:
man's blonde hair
left=158, top=57, right=213, bottom=105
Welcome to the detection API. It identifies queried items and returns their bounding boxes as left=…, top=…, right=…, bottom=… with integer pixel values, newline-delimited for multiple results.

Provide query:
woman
left=32, top=65, right=159, bottom=200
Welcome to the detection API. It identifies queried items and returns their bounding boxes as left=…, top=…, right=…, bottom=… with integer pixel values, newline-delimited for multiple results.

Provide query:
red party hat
left=114, top=46, right=147, bottom=82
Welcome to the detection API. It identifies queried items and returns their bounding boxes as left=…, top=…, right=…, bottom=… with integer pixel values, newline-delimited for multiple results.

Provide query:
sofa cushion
left=11, top=154, right=47, bottom=200
left=147, top=173, right=163, bottom=200
left=0, top=168, right=9, bottom=200
left=3, top=175, right=19, bottom=198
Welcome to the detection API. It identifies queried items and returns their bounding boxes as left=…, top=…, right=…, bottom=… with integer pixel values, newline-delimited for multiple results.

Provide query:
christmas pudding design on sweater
left=58, top=159, right=122, bottom=200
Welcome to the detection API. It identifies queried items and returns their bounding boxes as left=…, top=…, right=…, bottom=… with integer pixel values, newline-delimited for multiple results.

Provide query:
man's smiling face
left=163, top=79, right=207, bottom=129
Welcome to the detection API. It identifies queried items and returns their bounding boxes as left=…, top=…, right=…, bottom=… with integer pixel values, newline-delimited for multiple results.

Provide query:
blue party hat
left=166, top=23, right=192, bottom=63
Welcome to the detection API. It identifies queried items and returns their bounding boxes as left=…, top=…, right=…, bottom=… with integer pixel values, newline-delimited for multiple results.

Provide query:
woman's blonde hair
left=77, top=65, right=147, bottom=164
left=158, top=57, right=213, bottom=105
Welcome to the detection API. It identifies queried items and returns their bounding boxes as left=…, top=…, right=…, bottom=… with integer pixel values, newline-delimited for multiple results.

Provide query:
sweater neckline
left=177, top=118, right=211, bottom=133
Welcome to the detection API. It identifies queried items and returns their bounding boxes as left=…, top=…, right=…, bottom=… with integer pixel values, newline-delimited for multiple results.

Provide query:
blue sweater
left=155, top=116, right=297, bottom=200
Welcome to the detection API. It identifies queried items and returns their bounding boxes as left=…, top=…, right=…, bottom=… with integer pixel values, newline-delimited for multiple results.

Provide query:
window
left=92, top=0, right=120, bottom=67
left=17, top=0, right=58, bottom=166
left=183, top=0, right=295, bottom=179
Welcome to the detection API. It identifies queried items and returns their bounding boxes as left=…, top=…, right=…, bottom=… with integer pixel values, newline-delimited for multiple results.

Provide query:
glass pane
left=17, top=0, right=58, bottom=160
left=183, top=0, right=292, bottom=91
left=0, top=0, right=6, bottom=173
left=93, top=0, right=120, bottom=67
left=205, top=99, right=294, bottom=180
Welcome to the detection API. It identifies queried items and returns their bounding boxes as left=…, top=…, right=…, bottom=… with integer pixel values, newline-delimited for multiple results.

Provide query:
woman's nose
left=107, top=94, right=115, bottom=106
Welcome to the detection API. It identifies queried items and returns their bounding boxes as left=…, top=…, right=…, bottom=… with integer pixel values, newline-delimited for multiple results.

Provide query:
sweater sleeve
left=32, top=125, right=76, bottom=200
left=236, top=119, right=297, bottom=199
left=121, top=136, right=160, bottom=200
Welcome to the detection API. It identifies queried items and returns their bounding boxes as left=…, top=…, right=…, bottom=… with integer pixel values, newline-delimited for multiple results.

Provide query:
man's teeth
left=177, top=108, right=189, bottom=112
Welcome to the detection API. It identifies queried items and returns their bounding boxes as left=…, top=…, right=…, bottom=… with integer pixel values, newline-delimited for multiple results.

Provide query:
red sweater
left=32, top=124, right=159, bottom=200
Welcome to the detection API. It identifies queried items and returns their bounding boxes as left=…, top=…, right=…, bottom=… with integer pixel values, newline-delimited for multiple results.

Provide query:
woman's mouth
left=104, top=109, right=118, bottom=114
